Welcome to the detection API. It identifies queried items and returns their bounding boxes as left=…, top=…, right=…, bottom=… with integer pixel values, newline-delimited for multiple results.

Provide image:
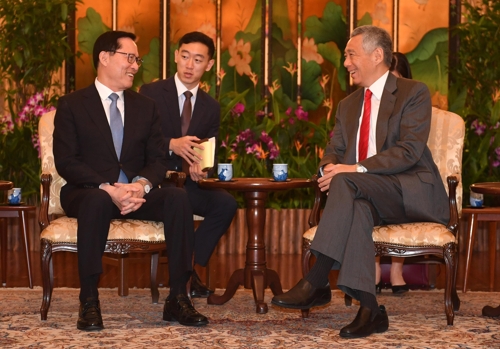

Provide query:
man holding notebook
left=140, top=31, right=237, bottom=298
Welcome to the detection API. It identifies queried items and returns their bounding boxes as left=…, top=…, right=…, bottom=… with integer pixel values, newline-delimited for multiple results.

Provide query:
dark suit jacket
left=53, top=83, right=167, bottom=200
left=320, top=73, right=449, bottom=224
left=140, top=77, right=221, bottom=177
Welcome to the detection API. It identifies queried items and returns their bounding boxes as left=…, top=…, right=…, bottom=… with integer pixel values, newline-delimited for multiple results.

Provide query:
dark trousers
left=178, top=178, right=237, bottom=266
left=61, top=186, right=194, bottom=294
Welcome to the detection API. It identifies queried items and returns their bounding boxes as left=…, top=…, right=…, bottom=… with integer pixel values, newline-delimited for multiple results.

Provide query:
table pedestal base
left=207, top=268, right=283, bottom=313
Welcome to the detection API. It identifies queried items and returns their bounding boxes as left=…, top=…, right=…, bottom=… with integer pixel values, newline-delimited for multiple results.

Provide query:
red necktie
left=181, top=91, right=193, bottom=174
left=358, top=89, right=372, bottom=161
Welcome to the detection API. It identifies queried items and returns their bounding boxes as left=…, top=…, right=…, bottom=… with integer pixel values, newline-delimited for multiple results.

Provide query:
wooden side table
left=462, top=182, right=500, bottom=293
left=198, top=177, right=314, bottom=313
left=0, top=204, right=36, bottom=288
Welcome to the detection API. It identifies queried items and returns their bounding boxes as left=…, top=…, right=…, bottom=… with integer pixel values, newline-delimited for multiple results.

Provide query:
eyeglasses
left=110, top=51, right=143, bottom=66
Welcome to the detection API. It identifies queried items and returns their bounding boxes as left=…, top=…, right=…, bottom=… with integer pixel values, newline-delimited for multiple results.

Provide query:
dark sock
left=305, top=253, right=335, bottom=288
left=79, top=274, right=100, bottom=303
left=358, top=290, right=380, bottom=320
left=168, top=271, right=192, bottom=298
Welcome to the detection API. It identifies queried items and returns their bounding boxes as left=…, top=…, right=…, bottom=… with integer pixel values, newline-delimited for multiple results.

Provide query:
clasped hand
left=317, top=163, right=357, bottom=193
left=101, top=182, right=146, bottom=215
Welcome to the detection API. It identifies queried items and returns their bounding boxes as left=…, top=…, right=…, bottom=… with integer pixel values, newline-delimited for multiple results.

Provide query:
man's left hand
left=189, top=162, right=207, bottom=181
left=318, top=163, right=357, bottom=192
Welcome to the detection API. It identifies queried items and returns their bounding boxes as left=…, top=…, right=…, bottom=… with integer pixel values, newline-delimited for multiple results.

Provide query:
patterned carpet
left=0, top=287, right=499, bottom=348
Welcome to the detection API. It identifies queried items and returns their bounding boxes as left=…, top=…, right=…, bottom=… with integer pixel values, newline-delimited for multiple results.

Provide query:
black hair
left=93, top=31, right=137, bottom=69
left=390, top=52, right=413, bottom=79
left=178, top=31, right=215, bottom=60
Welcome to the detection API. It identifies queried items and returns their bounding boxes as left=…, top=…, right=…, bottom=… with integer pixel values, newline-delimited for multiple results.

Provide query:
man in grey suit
left=54, top=31, right=208, bottom=330
left=272, top=25, right=449, bottom=338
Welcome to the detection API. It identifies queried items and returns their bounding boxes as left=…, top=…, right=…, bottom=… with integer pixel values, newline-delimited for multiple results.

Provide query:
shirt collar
left=174, top=73, right=199, bottom=99
left=366, top=70, right=389, bottom=100
left=95, top=78, right=124, bottom=101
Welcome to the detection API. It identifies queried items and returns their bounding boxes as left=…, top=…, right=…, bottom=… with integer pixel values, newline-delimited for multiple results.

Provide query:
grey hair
left=350, top=25, right=393, bottom=68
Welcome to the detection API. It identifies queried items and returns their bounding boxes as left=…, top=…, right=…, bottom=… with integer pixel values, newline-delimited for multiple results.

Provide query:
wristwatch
left=137, top=179, right=151, bottom=193
left=356, top=163, right=367, bottom=173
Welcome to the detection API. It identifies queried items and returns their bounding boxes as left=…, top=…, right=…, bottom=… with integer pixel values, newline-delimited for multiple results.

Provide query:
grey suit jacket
left=140, top=77, right=221, bottom=177
left=53, top=84, right=167, bottom=198
left=320, top=73, right=449, bottom=224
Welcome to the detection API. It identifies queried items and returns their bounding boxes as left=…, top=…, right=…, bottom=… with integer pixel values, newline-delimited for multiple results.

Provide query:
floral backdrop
left=0, top=0, right=452, bottom=205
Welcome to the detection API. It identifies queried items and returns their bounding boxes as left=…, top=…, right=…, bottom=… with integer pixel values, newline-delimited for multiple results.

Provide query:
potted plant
left=450, top=0, right=500, bottom=200
left=0, top=0, right=80, bottom=202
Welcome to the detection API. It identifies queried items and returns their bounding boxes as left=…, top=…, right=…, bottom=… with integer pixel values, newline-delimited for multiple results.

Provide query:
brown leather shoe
left=77, top=297, right=104, bottom=331
left=271, top=279, right=331, bottom=309
left=482, top=305, right=500, bottom=318
left=163, top=294, right=209, bottom=326
left=190, top=270, right=214, bottom=298
left=340, top=305, right=389, bottom=338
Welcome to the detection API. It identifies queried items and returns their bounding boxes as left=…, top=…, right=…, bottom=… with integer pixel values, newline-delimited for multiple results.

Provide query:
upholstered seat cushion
left=303, top=222, right=456, bottom=247
left=40, top=216, right=166, bottom=243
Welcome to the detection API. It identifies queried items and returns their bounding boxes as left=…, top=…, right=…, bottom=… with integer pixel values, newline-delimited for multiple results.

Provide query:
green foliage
left=449, top=0, right=500, bottom=194
left=0, top=0, right=81, bottom=203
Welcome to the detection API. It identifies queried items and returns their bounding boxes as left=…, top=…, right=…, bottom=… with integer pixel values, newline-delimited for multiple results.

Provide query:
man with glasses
left=141, top=32, right=237, bottom=300
left=54, top=31, right=208, bottom=331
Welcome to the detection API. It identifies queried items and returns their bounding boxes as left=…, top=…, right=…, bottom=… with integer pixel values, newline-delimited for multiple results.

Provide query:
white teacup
left=272, top=163, right=288, bottom=181
left=7, top=187, right=22, bottom=205
left=218, top=163, right=233, bottom=181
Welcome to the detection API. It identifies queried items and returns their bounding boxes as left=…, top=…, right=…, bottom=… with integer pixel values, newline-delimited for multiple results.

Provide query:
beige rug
left=0, top=287, right=499, bottom=348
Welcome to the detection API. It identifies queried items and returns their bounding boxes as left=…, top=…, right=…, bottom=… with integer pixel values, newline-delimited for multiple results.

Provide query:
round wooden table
left=198, top=177, right=314, bottom=313
left=462, top=182, right=500, bottom=292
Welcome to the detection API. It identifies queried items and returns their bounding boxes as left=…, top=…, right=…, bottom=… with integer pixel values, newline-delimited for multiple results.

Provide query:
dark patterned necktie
left=181, top=91, right=193, bottom=174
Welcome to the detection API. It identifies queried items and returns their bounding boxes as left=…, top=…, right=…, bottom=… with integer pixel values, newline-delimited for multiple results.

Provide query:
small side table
left=0, top=204, right=36, bottom=288
left=462, top=182, right=500, bottom=293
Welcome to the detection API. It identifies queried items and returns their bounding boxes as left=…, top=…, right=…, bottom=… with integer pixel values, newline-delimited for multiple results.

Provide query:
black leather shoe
left=271, top=279, right=331, bottom=309
left=190, top=271, right=214, bottom=298
left=482, top=305, right=500, bottom=318
left=340, top=305, right=389, bottom=338
left=163, top=294, right=209, bottom=326
left=391, top=284, right=409, bottom=294
left=77, top=297, right=104, bottom=331
left=375, top=282, right=383, bottom=294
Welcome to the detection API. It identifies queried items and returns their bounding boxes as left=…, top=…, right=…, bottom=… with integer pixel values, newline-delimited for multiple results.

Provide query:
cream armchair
left=302, top=107, right=465, bottom=325
left=38, top=110, right=185, bottom=320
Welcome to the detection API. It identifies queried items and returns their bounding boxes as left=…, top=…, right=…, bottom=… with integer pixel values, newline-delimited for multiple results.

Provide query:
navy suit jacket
left=53, top=83, right=167, bottom=201
left=140, top=77, right=221, bottom=177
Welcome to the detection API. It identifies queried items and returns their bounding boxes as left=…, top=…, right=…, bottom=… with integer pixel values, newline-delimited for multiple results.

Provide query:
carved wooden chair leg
left=150, top=252, right=160, bottom=304
left=40, top=239, right=53, bottom=320
left=444, top=243, right=458, bottom=325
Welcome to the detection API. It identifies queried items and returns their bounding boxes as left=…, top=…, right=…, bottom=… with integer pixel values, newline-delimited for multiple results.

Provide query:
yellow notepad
left=193, top=137, right=216, bottom=171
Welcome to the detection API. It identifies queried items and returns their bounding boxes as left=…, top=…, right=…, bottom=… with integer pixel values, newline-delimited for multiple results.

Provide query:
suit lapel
left=190, top=90, right=207, bottom=135
left=82, top=85, right=118, bottom=160
left=163, top=78, right=183, bottom=138
left=122, top=90, right=140, bottom=158
left=376, top=74, right=397, bottom=152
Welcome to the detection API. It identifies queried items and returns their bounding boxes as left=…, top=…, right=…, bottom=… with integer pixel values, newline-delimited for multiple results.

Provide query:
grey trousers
left=310, top=172, right=410, bottom=299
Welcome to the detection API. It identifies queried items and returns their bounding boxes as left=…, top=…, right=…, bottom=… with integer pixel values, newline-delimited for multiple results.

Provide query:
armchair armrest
left=39, top=173, right=52, bottom=231
left=165, top=171, right=187, bottom=188
left=308, top=175, right=326, bottom=228
left=446, top=175, right=460, bottom=236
